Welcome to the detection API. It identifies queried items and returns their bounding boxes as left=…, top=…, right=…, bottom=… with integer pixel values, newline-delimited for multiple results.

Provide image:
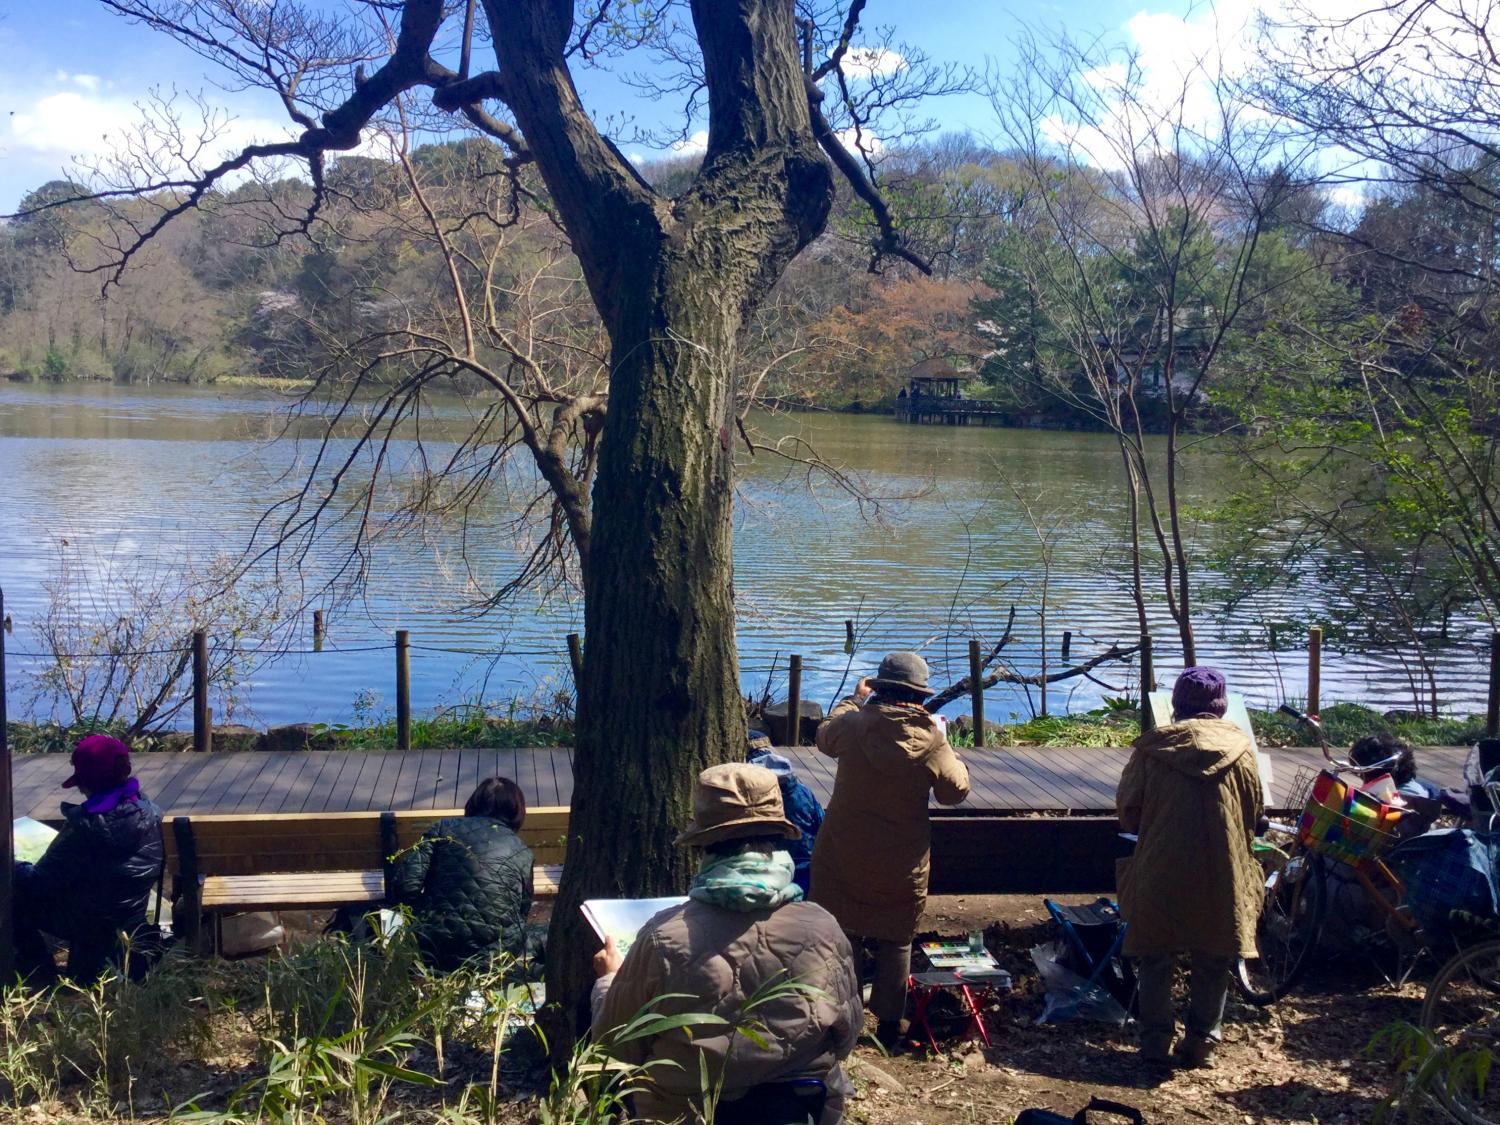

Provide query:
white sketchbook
left=581, top=897, right=687, bottom=958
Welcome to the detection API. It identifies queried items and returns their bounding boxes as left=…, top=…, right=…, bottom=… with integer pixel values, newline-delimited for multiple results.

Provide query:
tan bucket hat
left=674, top=763, right=802, bottom=847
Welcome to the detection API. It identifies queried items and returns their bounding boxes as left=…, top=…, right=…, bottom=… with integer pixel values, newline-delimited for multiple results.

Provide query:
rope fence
left=3, top=603, right=1498, bottom=751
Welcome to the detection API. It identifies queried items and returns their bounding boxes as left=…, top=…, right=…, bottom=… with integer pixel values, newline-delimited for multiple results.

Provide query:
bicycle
left=1419, top=911, right=1500, bottom=1124
left=1235, top=705, right=1426, bottom=1005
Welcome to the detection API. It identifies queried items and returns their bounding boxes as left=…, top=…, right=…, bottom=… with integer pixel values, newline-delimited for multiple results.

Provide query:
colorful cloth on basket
left=689, top=849, right=804, bottom=911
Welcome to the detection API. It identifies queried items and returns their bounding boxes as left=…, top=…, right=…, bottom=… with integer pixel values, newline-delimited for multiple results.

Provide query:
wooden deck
left=11, top=744, right=1473, bottom=823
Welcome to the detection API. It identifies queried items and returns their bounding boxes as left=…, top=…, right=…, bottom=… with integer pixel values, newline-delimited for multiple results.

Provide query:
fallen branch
left=926, top=630, right=1141, bottom=712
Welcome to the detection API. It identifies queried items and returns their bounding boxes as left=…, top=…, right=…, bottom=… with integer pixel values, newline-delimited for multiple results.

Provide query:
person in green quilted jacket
left=394, top=777, right=534, bottom=972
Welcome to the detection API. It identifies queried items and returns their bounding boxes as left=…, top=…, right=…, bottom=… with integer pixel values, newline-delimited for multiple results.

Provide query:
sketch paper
left=581, top=897, right=687, bottom=957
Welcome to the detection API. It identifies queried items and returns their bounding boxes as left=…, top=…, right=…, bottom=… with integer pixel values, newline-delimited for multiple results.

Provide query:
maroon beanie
left=1171, top=667, right=1228, bottom=720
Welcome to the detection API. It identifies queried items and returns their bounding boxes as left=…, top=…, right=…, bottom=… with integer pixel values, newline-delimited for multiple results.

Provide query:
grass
left=951, top=700, right=1490, bottom=749
left=1, top=923, right=816, bottom=1125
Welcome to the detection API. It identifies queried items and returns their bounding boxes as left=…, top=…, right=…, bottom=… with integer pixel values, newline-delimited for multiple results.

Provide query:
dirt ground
left=845, top=894, right=1420, bottom=1125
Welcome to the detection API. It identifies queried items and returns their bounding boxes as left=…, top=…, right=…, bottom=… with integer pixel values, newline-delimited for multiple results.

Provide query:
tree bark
left=488, top=0, right=835, bottom=1041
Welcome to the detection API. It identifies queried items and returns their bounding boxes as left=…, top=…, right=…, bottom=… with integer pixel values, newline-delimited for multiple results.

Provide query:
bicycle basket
left=1298, top=771, right=1407, bottom=866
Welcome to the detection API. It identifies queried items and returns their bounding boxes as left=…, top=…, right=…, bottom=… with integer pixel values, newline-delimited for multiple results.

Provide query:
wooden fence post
left=1307, top=626, right=1323, bottom=717
left=1487, top=631, right=1499, bottom=738
left=396, top=630, right=411, bottom=751
left=843, top=619, right=855, bottom=655
left=0, top=588, right=13, bottom=983
left=566, top=633, right=584, bottom=687
left=312, top=610, right=324, bottom=653
left=1061, top=630, right=1072, bottom=662
left=192, top=630, right=210, bottom=752
left=1139, top=634, right=1155, bottom=731
left=969, top=638, right=985, bottom=748
left=787, top=655, right=802, bottom=747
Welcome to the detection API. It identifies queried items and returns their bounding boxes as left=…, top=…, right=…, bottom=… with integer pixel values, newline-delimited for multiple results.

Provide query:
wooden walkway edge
left=11, top=744, right=1472, bottom=824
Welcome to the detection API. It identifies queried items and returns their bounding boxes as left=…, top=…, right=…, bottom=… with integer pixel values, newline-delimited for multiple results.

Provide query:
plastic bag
left=1030, top=941, right=1129, bottom=1025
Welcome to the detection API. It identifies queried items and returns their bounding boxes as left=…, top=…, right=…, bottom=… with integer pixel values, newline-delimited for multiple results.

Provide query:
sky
left=0, top=0, right=1234, bottom=212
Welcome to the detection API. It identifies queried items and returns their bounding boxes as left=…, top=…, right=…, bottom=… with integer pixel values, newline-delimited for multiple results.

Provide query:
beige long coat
left=591, top=898, right=861, bottom=1125
left=1116, top=718, right=1265, bottom=958
left=810, top=698, right=971, bottom=942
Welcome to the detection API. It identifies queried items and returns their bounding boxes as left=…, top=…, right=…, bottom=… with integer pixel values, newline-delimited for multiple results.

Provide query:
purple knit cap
left=1172, top=666, right=1228, bottom=720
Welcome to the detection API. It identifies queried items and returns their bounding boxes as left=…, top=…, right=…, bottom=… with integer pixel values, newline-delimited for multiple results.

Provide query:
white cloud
left=9, top=91, right=141, bottom=158
left=835, top=125, right=885, bottom=160
left=840, top=46, right=906, bottom=81
left=671, top=129, right=709, bottom=157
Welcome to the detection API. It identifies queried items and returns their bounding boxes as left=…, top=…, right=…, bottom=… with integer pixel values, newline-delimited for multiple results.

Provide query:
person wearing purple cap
left=1115, top=667, right=1263, bottom=1074
left=13, top=735, right=164, bottom=984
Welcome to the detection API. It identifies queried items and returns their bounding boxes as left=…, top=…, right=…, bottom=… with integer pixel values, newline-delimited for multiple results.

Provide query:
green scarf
left=689, top=849, right=804, bottom=911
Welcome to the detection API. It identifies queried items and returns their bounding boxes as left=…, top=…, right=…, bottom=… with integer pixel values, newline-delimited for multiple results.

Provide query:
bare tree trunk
left=521, top=0, right=835, bottom=1038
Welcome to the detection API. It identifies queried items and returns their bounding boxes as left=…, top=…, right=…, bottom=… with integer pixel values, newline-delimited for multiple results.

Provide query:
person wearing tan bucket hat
left=810, top=651, right=970, bottom=1049
left=591, top=763, right=861, bottom=1123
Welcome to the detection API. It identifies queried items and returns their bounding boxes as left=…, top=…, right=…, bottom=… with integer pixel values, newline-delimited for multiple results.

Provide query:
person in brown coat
left=1116, top=667, right=1264, bottom=1071
left=810, top=651, right=970, bottom=1047
left=591, top=764, right=862, bottom=1124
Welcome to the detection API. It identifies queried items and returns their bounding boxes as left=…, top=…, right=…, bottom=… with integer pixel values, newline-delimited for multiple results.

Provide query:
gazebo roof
left=906, top=357, right=972, bottom=382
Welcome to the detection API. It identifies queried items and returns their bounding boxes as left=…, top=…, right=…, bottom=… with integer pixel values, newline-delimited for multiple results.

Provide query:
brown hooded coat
left=1116, top=717, right=1265, bottom=958
left=810, top=698, right=970, bottom=941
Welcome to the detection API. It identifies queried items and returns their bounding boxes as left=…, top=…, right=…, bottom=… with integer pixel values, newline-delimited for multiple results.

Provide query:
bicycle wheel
left=1236, top=851, right=1327, bottom=1005
left=1420, top=938, right=1500, bottom=1125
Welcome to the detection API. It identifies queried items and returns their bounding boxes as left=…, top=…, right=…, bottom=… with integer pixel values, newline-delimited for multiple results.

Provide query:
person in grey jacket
left=591, top=763, right=861, bottom=1124
left=394, top=777, right=533, bottom=972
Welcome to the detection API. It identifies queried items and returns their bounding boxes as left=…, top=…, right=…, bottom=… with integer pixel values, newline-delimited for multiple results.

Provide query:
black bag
left=714, top=1078, right=827, bottom=1124
left=1015, top=1096, right=1144, bottom=1124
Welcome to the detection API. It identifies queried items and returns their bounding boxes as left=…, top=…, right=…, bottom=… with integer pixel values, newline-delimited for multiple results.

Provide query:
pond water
left=0, top=382, right=1489, bottom=727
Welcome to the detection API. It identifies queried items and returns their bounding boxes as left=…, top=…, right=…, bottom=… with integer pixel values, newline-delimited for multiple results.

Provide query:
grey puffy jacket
left=394, top=816, right=533, bottom=971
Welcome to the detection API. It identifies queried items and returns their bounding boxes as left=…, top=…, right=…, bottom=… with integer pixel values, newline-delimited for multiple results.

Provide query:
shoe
left=1172, top=1037, right=1216, bottom=1069
left=874, top=1019, right=910, bottom=1051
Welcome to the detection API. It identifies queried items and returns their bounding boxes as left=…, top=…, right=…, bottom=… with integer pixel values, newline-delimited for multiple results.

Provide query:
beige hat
left=870, top=650, right=931, bottom=695
left=674, top=763, right=802, bottom=848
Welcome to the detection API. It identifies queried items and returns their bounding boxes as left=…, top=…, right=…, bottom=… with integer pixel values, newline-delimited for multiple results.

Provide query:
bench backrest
left=162, top=807, right=570, bottom=878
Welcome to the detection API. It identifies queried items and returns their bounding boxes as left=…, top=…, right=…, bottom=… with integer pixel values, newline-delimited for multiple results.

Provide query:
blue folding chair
left=1044, top=897, right=1136, bottom=1010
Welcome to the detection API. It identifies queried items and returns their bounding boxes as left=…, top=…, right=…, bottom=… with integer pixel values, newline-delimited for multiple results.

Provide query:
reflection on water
left=0, top=381, right=1489, bottom=726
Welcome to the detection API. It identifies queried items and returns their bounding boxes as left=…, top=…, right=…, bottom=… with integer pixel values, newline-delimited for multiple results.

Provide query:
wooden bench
left=165, top=807, right=569, bottom=950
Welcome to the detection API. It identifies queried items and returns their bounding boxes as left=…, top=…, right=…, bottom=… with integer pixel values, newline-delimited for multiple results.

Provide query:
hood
left=861, top=700, right=944, bottom=766
left=748, top=747, right=796, bottom=779
left=1132, top=718, right=1251, bottom=780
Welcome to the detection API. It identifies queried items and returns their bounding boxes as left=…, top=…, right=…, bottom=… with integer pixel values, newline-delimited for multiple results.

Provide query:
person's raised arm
left=929, top=729, right=970, bottom=806
left=817, top=678, right=870, bottom=759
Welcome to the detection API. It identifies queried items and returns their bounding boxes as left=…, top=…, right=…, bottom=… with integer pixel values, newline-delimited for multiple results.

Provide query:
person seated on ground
left=1351, top=733, right=1441, bottom=805
left=809, top=651, right=969, bottom=1050
left=591, top=763, right=861, bottom=1125
left=393, top=776, right=534, bottom=973
left=748, top=731, right=824, bottom=897
left=13, top=734, right=164, bottom=985
left=1116, top=667, right=1263, bottom=1074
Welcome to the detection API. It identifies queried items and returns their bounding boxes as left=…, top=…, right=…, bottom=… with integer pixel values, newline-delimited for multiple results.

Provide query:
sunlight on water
left=0, top=382, right=1490, bottom=726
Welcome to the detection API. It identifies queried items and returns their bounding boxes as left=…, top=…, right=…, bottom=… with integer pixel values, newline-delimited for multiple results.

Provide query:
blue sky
left=1, top=0, right=1198, bottom=212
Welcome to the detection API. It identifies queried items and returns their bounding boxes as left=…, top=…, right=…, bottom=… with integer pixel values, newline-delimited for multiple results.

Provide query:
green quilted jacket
left=394, top=815, right=533, bottom=971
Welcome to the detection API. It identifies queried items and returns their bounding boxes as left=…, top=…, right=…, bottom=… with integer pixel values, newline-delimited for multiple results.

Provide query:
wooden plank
left=258, top=753, right=319, bottom=816
left=408, top=750, right=455, bottom=811
left=336, top=749, right=388, bottom=814
left=1007, top=749, right=1117, bottom=810
left=958, top=752, right=1059, bottom=811
left=153, top=752, right=219, bottom=811
left=557, top=747, right=575, bottom=807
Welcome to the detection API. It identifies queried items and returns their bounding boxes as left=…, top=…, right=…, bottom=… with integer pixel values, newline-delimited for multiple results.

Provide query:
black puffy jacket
left=19, top=793, right=164, bottom=952
left=394, top=816, right=533, bottom=971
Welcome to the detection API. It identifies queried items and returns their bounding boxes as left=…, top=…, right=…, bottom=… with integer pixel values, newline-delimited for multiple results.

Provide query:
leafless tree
left=21, top=0, right=961, bottom=1032
left=987, top=31, right=1313, bottom=666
